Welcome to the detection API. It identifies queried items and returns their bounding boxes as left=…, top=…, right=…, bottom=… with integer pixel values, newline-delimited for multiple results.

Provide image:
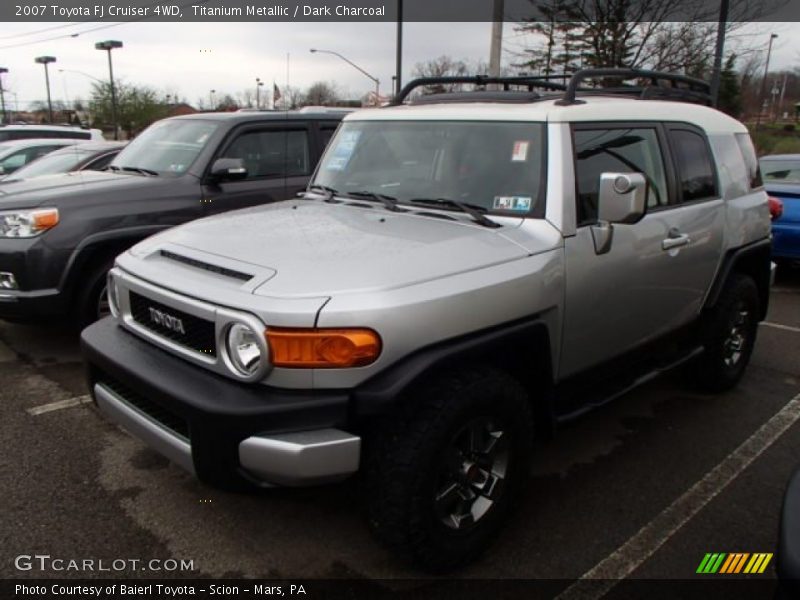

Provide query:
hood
left=0, top=170, right=161, bottom=207
left=129, top=200, right=557, bottom=298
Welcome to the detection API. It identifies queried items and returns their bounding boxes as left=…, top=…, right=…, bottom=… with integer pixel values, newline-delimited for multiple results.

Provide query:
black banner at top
left=2, top=0, right=800, bottom=23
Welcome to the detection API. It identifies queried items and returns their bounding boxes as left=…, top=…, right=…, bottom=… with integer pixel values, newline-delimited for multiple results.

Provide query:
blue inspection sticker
left=325, top=130, right=361, bottom=171
left=493, top=196, right=532, bottom=211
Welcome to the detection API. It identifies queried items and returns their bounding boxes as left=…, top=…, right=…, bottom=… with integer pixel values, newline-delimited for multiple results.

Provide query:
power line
left=0, top=23, right=85, bottom=40
left=0, top=0, right=210, bottom=50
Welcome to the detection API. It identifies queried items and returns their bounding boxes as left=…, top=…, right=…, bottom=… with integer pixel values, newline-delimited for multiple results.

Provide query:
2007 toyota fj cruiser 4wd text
left=81, top=69, right=772, bottom=571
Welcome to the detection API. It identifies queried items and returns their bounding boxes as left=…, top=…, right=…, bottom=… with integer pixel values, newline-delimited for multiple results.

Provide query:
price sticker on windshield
left=494, top=196, right=532, bottom=211
left=326, top=130, right=361, bottom=171
left=511, top=141, right=529, bottom=162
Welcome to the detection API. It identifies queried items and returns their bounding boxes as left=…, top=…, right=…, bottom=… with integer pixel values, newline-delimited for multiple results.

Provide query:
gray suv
left=81, top=69, right=772, bottom=571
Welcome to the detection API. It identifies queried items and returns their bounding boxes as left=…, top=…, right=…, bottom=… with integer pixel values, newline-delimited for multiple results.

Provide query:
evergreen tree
left=718, top=54, right=743, bottom=118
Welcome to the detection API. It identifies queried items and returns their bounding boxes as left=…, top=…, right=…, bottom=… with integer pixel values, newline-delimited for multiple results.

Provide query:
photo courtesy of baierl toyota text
left=1, top=0, right=800, bottom=598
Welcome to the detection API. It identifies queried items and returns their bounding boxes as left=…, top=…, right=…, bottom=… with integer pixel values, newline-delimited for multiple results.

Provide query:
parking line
left=555, top=391, right=800, bottom=600
left=761, top=321, right=800, bottom=334
left=27, top=395, right=92, bottom=416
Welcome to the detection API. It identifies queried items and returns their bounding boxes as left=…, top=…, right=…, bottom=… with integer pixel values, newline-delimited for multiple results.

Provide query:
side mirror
left=597, top=172, right=647, bottom=224
left=210, top=158, right=247, bottom=181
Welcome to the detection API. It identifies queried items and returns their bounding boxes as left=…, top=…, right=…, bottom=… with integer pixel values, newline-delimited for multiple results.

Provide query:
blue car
left=760, top=154, right=800, bottom=264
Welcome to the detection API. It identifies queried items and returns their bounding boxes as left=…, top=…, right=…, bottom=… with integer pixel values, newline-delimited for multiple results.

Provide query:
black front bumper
left=81, top=318, right=353, bottom=484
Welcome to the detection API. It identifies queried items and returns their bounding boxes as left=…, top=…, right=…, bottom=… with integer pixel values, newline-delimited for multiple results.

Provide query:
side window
left=84, top=152, right=116, bottom=171
left=285, top=130, right=310, bottom=176
left=0, top=150, right=30, bottom=173
left=319, top=125, right=338, bottom=150
left=669, top=129, right=717, bottom=202
left=734, top=132, right=763, bottom=190
left=223, top=129, right=309, bottom=180
left=574, top=127, right=668, bottom=226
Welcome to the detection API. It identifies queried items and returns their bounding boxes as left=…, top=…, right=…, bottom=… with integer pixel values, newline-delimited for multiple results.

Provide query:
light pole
left=310, top=48, right=380, bottom=105
left=255, top=77, right=264, bottom=108
left=210, top=89, right=216, bottom=110
left=0, top=67, right=7, bottom=125
left=755, top=33, right=778, bottom=130
left=35, top=56, right=56, bottom=123
left=95, top=40, right=123, bottom=140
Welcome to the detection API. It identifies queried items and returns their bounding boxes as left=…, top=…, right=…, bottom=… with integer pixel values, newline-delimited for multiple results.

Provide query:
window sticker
left=511, top=141, right=529, bottom=162
left=493, top=196, right=532, bottom=211
left=325, top=130, right=361, bottom=171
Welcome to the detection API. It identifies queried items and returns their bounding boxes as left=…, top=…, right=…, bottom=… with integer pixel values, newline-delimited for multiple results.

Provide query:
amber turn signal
left=265, top=327, right=381, bottom=368
left=32, top=209, right=60, bottom=231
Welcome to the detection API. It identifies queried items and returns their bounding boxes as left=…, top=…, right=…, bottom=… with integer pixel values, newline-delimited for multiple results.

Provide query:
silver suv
left=81, top=69, right=772, bottom=571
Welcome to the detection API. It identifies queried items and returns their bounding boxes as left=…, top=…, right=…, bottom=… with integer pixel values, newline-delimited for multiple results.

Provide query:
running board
left=556, top=346, right=704, bottom=424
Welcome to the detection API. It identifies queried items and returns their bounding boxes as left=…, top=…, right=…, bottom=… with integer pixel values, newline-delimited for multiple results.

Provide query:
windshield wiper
left=110, top=165, right=158, bottom=177
left=346, top=190, right=405, bottom=212
left=409, top=198, right=501, bottom=228
left=304, top=184, right=339, bottom=202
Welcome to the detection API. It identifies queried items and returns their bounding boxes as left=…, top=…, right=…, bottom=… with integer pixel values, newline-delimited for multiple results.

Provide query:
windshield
left=760, top=158, right=800, bottom=184
left=5, top=148, right=90, bottom=179
left=313, top=120, right=546, bottom=215
left=110, top=119, right=218, bottom=176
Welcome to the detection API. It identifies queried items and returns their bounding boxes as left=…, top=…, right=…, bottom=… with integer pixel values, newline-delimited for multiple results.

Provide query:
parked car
left=759, top=154, right=799, bottom=266
left=81, top=70, right=772, bottom=571
left=0, top=124, right=103, bottom=142
left=777, top=467, right=800, bottom=598
left=0, top=138, right=87, bottom=176
left=0, top=111, right=344, bottom=326
left=0, top=141, right=126, bottom=183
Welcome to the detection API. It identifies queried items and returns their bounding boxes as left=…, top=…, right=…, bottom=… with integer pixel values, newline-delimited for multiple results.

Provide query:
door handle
left=662, top=229, right=691, bottom=251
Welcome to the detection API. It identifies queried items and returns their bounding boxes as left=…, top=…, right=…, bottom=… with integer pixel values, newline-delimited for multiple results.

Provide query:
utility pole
left=755, top=33, right=778, bottom=130
left=489, top=0, right=504, bottom=78
left=395, top=0, right=403, bottom=97
left=709, top=0, right=729, bottom=107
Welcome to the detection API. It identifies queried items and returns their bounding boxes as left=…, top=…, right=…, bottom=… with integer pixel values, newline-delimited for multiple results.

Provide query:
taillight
left=768, top=196, right=783, bottom=221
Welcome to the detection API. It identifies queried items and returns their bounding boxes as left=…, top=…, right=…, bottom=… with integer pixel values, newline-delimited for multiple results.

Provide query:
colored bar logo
left=697, top=552, right=773, bottom=574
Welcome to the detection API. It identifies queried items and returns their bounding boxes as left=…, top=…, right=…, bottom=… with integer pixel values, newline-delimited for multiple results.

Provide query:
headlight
left=0, top=208, right=59, bottom=238
left=107, top=272, right=120, bottom=317
left=226, top=323, right=264, bottom=376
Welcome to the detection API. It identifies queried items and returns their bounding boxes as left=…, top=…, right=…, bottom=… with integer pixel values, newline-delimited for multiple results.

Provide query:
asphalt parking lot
left=1, top=267, right=799, bottom=598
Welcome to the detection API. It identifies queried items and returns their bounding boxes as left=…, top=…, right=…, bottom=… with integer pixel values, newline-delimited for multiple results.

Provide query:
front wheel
left=366, top=368, right=533, bottom=571
left=692, top=274, right=760, bottom=392
left=73, top=260, right=114, bottom=330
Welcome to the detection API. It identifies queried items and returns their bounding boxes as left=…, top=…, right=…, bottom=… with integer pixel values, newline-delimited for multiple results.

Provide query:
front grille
left=99, top=377, right=190, bottom=440
left=129, top=291, right=217, bottom=357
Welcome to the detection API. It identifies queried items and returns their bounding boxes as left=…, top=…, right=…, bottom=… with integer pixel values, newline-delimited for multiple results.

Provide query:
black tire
left=73, top=259, right=114, bottom=330
left=366, top=368, right=533, bottom=572
left=692, top=274, right=759, bottom=392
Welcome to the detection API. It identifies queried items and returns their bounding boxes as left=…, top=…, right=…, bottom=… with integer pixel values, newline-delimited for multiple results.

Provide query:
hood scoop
left=159, top=250, right=253, bottom=282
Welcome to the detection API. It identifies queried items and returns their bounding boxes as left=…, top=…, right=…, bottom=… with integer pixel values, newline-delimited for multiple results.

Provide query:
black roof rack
left=390, top=75, right=567, bottom=106
left=390, top=69, right=711, bottom=107
left=556, top=68, right=711, bottom=106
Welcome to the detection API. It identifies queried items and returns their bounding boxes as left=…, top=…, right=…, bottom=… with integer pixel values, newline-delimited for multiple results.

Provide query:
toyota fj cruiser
left=81, top=69, right=772, bottom=570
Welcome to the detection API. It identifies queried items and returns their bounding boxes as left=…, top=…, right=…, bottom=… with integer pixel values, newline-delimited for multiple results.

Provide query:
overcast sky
left=0, top=20, right=797, bottom=111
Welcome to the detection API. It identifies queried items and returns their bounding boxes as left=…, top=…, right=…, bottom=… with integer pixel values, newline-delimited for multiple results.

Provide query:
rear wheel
left=366, top=368, right=533, bottom=571
left=692, top=274, right=759, bottom=392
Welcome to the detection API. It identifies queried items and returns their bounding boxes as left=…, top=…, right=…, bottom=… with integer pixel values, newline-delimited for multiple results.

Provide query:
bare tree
left=304, top=81, right=340, bottom=106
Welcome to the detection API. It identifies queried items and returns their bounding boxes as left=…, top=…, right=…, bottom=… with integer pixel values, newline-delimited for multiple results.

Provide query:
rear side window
left=669, top=129, right=717, bottom=202
left=734, top=133, right=763, bottom=189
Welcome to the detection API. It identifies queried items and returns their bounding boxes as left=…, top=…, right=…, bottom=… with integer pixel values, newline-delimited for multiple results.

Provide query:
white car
left=0, top=124, right=103, bottom=142
left=0, top=138, right=87, bottom=176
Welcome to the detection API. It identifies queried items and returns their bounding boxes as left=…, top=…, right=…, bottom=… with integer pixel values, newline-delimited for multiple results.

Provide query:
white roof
left=346, top=96, right=747, bottom=134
